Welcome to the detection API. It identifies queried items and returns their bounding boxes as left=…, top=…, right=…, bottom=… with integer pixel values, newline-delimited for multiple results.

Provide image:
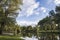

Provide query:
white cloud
left=26, top=2, right=39, bottom=16
left=16, top=0, right=47, bottom=26
left=18, top=0, right=40, bottom=17
left=17, top=0, right=47, bottom=17
left=54, top=0, right=60, bottom=5
left=35, top=12, right=39, bottom=15
left=17, top=21, right=38, bottom=26
left=40, top=7, right=47, bottom=13
left=34, top=7, right=47, bottom=15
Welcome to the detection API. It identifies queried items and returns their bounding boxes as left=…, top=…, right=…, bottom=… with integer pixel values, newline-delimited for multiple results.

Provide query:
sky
left=16, top=0, right=60, bottom=26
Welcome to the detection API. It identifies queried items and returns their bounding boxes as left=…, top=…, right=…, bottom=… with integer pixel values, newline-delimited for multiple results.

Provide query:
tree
left=55, top=6, right=60, bottom=30
left=38, top=16, right=51, bottom=29
left=0, top=0, right=22, bottom=34
left=26, top=26, right=32, bottom=32
left=37, top=5, right=60, bottom=40
left=49, top=10, right=55, bottom=16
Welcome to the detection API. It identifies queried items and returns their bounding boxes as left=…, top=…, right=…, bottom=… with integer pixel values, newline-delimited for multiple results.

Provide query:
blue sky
left=16, top=0, right=60, bottom=26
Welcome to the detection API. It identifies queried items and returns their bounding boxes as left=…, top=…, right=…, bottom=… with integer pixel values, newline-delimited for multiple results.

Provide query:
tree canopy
left=0, top=0, right=22, bottom=34
left=38, top=5, right=60, bottom=30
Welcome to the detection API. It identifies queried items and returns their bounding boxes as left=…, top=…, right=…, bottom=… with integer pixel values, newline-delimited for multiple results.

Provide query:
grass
left=0, top=35, right=23, bottom=40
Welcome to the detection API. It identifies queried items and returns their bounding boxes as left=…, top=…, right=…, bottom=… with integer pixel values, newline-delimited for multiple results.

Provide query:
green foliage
left=0, top=35, right=23, bottom=40
left=38, top=5, right=60, bottom=32
left=38, top=17, right=50, bottom=25
left=0, top=0, right=22, bottom=34
left=55, top=6, right=60, bottom=12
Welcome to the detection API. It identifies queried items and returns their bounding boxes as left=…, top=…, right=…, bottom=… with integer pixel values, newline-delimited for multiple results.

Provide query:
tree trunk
left=0, top=28, right=3, bottom=34
left=0, top=22, right=4, bottom=34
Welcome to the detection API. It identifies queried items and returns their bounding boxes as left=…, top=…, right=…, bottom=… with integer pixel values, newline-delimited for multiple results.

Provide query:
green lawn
left=0, top=35, right=23, bottom=40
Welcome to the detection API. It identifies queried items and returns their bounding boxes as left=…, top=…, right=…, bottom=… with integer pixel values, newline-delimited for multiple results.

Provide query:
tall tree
left=55, top=6, right=60, bottom=29
left=55, top=6, right=60, bottom=23
left=0, top=0, right=22, bottom=34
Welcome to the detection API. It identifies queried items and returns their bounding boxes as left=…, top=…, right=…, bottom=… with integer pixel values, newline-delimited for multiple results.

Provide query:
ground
left=0, top=35, right=23, bottom=40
